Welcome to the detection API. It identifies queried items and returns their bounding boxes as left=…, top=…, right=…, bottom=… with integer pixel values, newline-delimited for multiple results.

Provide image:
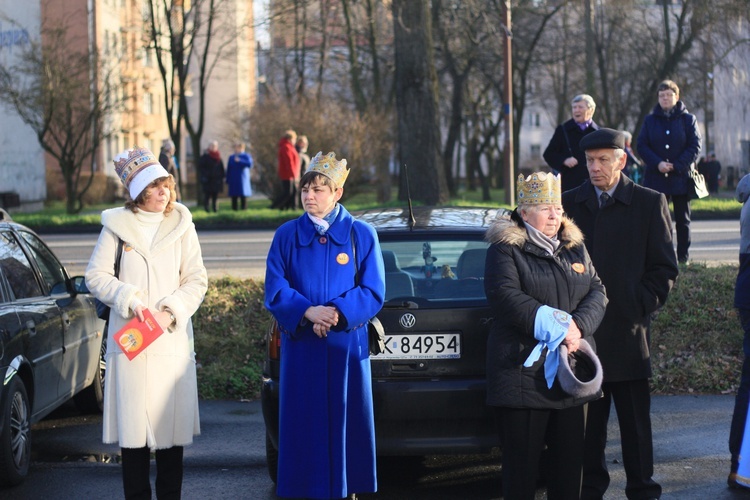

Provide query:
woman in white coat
left=86, top=147, right=208, bottom=499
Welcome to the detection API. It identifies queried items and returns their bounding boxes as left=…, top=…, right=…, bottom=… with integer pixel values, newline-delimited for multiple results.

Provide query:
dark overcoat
left=483, top=210, right=607, bottom=408
left=543, top=118, right=599, bottom=192
left=637, top=101, right=702, bottom=196
left=562, top=175, right=679, bottom=382
left=264, top=206, right=385, bottom=499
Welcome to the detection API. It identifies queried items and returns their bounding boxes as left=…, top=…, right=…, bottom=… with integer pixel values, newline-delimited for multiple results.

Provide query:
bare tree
left=144, top=0, right=250, bottom=204
left=0, top=20, right=122, bottom=214
left=392, top=0, right=448, bottom=204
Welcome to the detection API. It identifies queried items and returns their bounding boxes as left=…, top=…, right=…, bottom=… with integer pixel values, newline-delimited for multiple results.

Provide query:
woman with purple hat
left=86, top=147, right=208, bottom=499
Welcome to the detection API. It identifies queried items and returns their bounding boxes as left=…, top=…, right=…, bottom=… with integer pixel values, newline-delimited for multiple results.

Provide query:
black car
left=0, top=209, right=105, bottom=486
left=261, top=206, right=502, bottom=482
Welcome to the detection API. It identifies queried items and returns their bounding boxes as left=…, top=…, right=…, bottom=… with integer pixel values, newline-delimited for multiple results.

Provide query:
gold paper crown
left=308, top=151, right=350, bottom=187
left=114, top=147, right=160, bottom=187
left=516, top=172, right=561, bottom=205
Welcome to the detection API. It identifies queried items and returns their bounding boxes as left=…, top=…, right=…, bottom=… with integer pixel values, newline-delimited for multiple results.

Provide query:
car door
left=16, top=230, right=99, bottom=401
left=0, top=230, right=63, bottom=417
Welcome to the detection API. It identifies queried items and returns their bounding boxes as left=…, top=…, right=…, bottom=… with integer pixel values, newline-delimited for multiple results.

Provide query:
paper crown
left=308, top=151, right=350, bottom=187
left=114, top=147, right=170, bottom=199
left=517, top=172, right=562, bottom=205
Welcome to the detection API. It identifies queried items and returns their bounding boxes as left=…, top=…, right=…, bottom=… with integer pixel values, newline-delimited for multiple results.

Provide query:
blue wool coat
left=225, top=152, right=253, bottom=197
left=265, top=206, right=385, bottom=499
left=638, top=101, right=702, bottom=196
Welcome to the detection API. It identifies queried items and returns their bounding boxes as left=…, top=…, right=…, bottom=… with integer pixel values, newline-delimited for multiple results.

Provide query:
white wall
left=0, top=1, right=45, bottom=211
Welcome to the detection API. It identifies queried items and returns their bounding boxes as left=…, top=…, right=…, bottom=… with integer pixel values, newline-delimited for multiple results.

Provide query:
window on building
left=144, top=93, right=153, bottom=115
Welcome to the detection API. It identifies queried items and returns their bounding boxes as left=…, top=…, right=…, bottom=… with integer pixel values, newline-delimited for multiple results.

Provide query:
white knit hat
left=114, top=147, right=170, bottom=199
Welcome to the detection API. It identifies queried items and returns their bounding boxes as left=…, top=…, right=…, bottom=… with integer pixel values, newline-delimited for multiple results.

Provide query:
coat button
left=319, top=236, right=327, bottom=244
left=666, top=130, right=670, bottom=135
left=665, top=144, right=670, bottom=149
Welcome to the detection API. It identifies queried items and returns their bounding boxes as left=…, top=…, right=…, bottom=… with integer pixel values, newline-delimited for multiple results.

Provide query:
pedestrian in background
left=198, top=140, right=225, bottom=212
left=622, top=131, right=643, bottom=185
left=484, top=171, right=607, bottom=499
left=226, top=141, right=253, bottom=210
left=562, top=128, right=679, bottom=500
left=270, top=129, right=300, bottom=210
left=702, top=152, right=722, bottom=194
left=85, top=146, right=208, bottom=499
left=638, top=79, right=702, bottom=263
left=159, top=139, right=182, bottom=202
left=543, top=94, right=600, bottom=193
left=265, top=152, right=385, bottom=499
left=728, top=173, right=750, bottom=489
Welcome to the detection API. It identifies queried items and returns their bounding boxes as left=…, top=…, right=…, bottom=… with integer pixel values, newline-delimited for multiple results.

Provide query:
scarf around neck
left=524, top=220, right=561, bottom=256
left=307, top=203, right=341, bottom=235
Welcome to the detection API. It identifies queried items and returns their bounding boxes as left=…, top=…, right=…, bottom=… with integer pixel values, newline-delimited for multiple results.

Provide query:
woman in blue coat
left=265, top=151, right=385, bottom=500
left=637, top=79, right=702, bottom=263
left=225, top=142, right=253, bottom=210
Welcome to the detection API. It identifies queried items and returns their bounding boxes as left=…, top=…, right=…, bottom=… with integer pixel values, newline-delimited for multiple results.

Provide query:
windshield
left=379, top=239, right=488, bottom=305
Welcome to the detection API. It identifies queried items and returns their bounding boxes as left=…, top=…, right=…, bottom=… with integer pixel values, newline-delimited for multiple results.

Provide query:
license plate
left=375, top=333, right=461, bottom=359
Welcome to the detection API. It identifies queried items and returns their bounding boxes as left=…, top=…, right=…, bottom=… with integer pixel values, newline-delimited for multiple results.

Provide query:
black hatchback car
left=0, top=209, right=105, bottom=486
left=261, top=206, right=502, bottom=482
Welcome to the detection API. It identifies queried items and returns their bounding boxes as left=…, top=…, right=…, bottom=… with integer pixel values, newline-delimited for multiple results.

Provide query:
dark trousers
left=271, top=180, right=297, bottom=210
left=121, top=446, right=184, bottom=500
left=667, top=194, right=691, bottom=263
left=203, top=191, right=218, bottom=212
left=495, top=405, right=586, bottom=500
left=582, top=379, right=661, bottom=500
left=729, top=309, right=750, bottom=473
left=231, top=196, right=247, bottom=210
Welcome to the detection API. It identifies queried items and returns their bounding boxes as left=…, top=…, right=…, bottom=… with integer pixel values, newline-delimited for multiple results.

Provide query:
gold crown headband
left=517, top=172, right=561, bottom=205
left=308, top=151, right=350, bottom=187
left=114, top=147, right=160, bottom=186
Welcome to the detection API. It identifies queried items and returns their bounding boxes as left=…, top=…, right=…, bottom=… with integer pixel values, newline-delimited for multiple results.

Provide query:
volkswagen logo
left=399, top=313, right=416, bottom=329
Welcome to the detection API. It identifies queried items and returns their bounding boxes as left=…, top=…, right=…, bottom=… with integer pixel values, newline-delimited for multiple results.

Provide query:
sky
left=253, top=0, right=269, bottom=48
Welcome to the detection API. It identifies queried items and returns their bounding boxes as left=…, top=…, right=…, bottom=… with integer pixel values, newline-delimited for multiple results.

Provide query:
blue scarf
left=307, top=203, right=341, bottom=235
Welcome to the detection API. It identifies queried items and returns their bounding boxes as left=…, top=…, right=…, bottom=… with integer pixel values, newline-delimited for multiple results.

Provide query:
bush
left=194, top=265, right=745, bottom=400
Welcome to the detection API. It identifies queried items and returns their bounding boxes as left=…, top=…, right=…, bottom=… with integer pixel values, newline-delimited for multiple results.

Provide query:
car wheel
left=74, top=332, right=106, bottom=414
left=0, top=377, right=31, bottom=486
left=265, top=431, right=278, bottom=484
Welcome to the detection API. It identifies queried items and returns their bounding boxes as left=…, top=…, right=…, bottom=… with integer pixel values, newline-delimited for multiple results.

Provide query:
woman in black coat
left=484, top=172, right=607, bottom=500
left=637, top=79, right=702, bottom=263
left=198, top=140, right=225, bottom=212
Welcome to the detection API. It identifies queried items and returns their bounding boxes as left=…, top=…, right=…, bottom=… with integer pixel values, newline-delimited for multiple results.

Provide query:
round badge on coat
left=571, top=263, right=585, bottom=274
left=336, top=253, right=350, bottom=265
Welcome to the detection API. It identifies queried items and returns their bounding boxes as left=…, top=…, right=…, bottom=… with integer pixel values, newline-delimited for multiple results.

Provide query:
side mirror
left=72, top=276, right=90, bottom=294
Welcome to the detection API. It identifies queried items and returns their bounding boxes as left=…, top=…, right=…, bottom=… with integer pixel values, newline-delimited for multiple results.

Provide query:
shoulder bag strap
left=114, top=238, right=123, bottom=278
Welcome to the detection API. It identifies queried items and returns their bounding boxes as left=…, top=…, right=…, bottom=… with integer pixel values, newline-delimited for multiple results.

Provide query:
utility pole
left=501, top=0, right=515, bottom=206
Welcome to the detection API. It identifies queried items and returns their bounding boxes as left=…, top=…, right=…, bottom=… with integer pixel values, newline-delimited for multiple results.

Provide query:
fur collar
left=485, top=209, right=585, bottom=250
left=100, top=203, right=194, bottom=257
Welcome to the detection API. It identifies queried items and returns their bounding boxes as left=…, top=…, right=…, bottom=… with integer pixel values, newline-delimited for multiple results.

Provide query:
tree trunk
left=392, top=0, right=447, bottom=205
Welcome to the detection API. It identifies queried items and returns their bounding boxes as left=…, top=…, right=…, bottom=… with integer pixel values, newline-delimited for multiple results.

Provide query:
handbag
left=688, top=164, right=709, bottom=200
left=94, top=238, right=123, bottom=321
left=351, top=229, right=386, bottom=355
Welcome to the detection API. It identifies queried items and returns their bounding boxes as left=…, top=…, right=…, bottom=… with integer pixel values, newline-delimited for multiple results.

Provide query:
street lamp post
left=501, top=1, right=514, bottom=206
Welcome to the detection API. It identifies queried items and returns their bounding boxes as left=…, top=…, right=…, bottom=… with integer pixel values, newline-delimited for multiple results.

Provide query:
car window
left=18, top=230, right=67, bottom=294
left=0, top=231, right=43, bottom=299
left=380, top=239, right=488, bottom=303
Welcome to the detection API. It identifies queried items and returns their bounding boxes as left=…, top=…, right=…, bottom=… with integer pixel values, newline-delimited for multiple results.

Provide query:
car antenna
left=404, top=164, right=416, bottom=230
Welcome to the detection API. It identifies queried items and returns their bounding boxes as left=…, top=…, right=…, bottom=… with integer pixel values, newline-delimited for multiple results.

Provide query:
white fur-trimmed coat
left=85, top=203, right=208, bottom=449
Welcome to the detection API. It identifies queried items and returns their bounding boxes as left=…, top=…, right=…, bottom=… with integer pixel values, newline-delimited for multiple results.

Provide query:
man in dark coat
left=543, top=94, right=600, bottom=193
left=562, top=128, right=679, bottom=500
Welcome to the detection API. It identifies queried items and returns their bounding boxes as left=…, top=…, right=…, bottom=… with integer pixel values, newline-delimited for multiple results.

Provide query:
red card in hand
left=113, top=309, right=164, bottom=360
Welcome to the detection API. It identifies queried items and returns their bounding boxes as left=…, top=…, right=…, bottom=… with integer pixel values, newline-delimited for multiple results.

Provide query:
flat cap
left=579, top=128, right=625, bottom=151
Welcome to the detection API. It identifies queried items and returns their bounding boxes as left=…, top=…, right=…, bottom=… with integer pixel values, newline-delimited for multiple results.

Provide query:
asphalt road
left=3, top=396, right=749, bottom=499
left=44, top=219, right=742, bottom=280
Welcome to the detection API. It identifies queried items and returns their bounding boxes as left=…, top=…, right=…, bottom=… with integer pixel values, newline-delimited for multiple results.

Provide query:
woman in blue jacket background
left=265, top=151, right=385, bottom=500
left=637, top=79, right=702, bottom=263
left=225, top=142, right=253, bottom=210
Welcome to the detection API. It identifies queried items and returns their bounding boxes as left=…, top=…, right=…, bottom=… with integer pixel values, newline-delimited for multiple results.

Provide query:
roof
left=352, top=206, right=505, bottom=233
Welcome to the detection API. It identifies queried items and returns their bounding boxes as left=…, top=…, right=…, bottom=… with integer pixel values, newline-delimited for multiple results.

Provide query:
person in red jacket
left=271, top=129, right=300, bottom=210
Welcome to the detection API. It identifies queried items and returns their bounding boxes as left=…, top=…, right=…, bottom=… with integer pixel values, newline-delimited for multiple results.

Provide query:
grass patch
left=195, top=265, right=744, bottom=400
left=651, top=263, right=742, bottom=395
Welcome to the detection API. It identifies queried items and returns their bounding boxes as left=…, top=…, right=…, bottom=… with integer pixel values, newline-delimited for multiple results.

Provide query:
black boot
left=155, top=446, right=184, bottom=499
left=121, top=446, right=152, bottom=500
